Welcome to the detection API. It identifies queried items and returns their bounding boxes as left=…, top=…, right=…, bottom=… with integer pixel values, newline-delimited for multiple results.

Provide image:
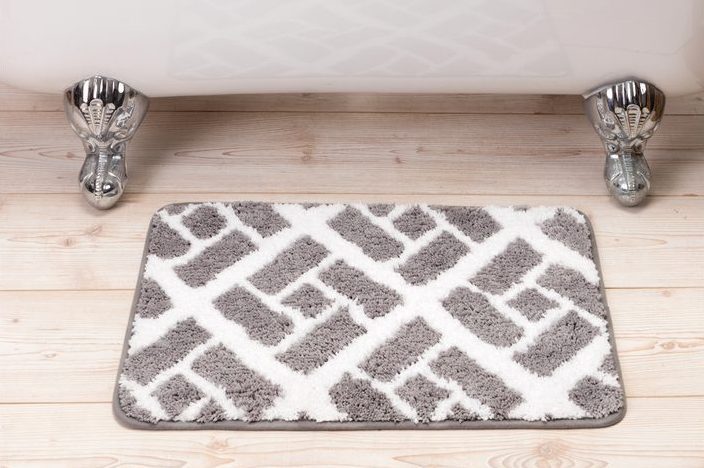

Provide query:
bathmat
left=115, top=203, right=625, bottom=429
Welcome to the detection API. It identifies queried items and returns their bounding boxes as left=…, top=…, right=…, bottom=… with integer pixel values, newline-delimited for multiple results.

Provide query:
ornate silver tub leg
left=64, top=75, right=149, bottom=209
left=584, top=80, right=666, bottom=206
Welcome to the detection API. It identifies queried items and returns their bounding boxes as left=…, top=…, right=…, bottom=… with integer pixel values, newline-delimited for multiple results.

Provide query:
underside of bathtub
left=62, top=75, right=666, bottom=209
left=2, top=0, right=701, bottom=208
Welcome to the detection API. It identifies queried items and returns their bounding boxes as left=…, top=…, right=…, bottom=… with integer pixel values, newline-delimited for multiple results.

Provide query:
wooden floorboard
left=0, top=112, right=702, bottom=196
left=1, top=82, right=702, bottom=466
left=0, top=399, right=702, bottom=467
left=1, top=193, right=702, bottom=290
left=1, top=288, right=701, bottom=404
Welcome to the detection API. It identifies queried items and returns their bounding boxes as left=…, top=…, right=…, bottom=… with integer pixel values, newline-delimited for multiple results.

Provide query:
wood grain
left=1, top=112, right=702, bottom=196
left=1, top=193, right=702, bottom=291
left=1, top=82, right=703, bottom=467
left=1, top=289, right=701, bottom=403
left=0, top=399, right=702, bottom=467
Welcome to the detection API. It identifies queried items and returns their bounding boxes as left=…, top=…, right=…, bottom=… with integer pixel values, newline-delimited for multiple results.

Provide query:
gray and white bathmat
left=115, top=203, right=625, bottom=429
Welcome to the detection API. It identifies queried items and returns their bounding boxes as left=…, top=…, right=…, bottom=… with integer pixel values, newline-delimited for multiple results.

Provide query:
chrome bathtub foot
left=583, top=79, right=666, bottom=207
left=64, top=75, right=149, bottom=209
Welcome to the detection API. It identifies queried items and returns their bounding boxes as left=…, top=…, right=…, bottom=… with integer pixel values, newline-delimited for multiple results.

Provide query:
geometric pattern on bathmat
left=115, top=203, right=625, bottom=429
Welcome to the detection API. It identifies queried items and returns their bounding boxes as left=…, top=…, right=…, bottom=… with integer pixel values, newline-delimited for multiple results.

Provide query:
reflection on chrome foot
left=64, top=75, right=148, bottom=209
left=584, top=79, right=665, bottom=207
left=604, top=151, right=651, bottom=207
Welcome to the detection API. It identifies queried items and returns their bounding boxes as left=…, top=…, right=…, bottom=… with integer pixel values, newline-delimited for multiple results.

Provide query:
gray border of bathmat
left=112, top=203, right=627, bottom=430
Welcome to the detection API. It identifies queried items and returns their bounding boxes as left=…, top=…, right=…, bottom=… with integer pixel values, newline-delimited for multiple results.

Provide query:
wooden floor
left=0, top=82, right=702, bottom=467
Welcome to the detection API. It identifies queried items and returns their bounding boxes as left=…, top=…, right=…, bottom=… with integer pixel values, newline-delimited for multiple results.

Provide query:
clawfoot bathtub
left=1, top=0, right=702, bottom=208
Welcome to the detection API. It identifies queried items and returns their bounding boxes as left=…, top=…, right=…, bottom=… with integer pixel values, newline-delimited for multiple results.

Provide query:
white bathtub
left=0, top=0, right=701, bottom=209
left=0, top=0, right=702, bottom=97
